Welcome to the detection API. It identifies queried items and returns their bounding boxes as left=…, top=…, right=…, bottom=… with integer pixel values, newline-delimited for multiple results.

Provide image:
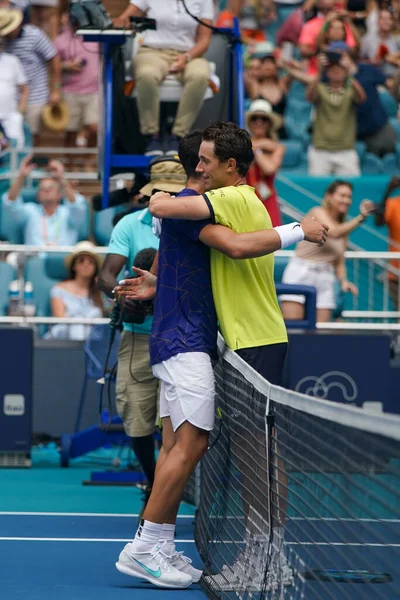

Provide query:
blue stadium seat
left=389, top=117, right=400, bottom=140
left=0, top=262, right=16, bottom=315
left=378, top=88, right=398, bottom=118
left=361, top=153, right=383, bottom=174
left=274, top=255, right=289, bottom=283
left=94, top=206, right=140, bottom=246
left=0, top=188, right=90, bottom=243
left=281, top=140, right=303, bottom=168
left=355, top=141, right=367, bottom=161
left=24, top=255, right=67, bottom=319
left=382, top=153, right=399, bottom=175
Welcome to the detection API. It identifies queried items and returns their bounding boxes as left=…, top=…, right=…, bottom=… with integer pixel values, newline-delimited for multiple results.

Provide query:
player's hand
left=149, top=191, right=172, bottom=216
left=341, top=279, right=358, bottom=296
left=301, top=215, right=329, bottom=246
left=115, top=267, right=157, bottom=300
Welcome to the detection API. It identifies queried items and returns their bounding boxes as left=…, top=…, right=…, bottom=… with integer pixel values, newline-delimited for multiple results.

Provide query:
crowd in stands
left=1, top=0, right=400, bottom=334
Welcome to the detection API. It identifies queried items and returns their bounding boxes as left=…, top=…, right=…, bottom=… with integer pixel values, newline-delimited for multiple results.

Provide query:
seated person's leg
left=169, top=58, right=210, bottom=154
left=135, top=48, right=170, bottom=156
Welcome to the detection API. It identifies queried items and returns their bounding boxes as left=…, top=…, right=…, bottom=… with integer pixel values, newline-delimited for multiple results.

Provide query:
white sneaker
left=116, top=542, right=192, bottom=589
left=169, top=550, right=203, bottom=583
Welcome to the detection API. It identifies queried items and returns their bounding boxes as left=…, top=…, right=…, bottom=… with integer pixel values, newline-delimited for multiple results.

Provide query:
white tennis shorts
left=152, top=352, right=215, bottom=433
left=280, top=257, right=336, bottom=310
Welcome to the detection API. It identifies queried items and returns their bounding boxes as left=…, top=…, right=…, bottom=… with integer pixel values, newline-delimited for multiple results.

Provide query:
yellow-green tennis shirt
left=203, top=184, right=288, bottom=351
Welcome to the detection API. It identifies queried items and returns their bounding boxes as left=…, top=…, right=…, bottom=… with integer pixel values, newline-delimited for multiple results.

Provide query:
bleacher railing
left=0, top=146, right=100, bottom=181
left=1, top=245, right=400, bottom=329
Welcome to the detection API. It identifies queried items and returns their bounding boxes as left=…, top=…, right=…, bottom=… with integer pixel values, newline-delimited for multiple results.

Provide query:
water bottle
left=23, top=281, right=36, bottom=317
left=8, top=280, right=21, bottom=316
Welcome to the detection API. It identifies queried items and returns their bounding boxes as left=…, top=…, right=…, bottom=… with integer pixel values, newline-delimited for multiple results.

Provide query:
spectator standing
left=244, top=52, right=291, bottom=120
left=0, top=8, right=61, bottom=146
left=0, top=35, right=28, bottom=148
left=361, top=9, right=400, bottom=79
left=30, top=0, right=59, bottom=41
left=46, top=241, right=105, bottom=341
left=114, top=0, right=214, bottom=157
left=245, top=99, right=285, bottom=226
left=315, top=14, right=360, bottom=56
left=280, top=180, right=374, bottom=322
left=348, top=45, right=397, bottom=156
left=2, top=155, right=87, bottom=246
left=299, top=0, right=356, bottom=58
left=307, top=47, right=366, bottom=175
left=55, top=11, right=99, bottom=168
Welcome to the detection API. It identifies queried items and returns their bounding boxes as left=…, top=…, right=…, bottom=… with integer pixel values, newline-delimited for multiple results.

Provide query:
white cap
left=24, top=281, right=33, bottom=292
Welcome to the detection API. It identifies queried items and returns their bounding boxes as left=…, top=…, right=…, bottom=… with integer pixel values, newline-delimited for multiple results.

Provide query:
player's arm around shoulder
left=149, top=191, right=211, bottom=220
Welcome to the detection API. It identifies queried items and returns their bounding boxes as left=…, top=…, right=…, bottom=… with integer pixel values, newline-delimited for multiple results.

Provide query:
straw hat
left=140, top=157, right=186, bottom=197
left=65, top=241, right=104, bottom=271
left=245, top=99, right=283, bottom=140
left=0, top=8, right=23, bottom=36
left=41, top=101, right=69, bottom=133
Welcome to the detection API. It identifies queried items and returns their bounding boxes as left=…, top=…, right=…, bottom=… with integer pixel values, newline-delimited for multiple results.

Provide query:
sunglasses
left=250, top=115, right=270, bottom=123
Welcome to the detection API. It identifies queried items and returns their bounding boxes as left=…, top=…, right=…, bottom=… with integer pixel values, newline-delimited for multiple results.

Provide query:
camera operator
left=98, top=157, right=186, bottom=512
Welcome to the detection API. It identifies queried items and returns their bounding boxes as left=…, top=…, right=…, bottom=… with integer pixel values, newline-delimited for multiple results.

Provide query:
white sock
left=131, top=519, right=163, bottom=553
left=159, top=523, right=175, bottom=556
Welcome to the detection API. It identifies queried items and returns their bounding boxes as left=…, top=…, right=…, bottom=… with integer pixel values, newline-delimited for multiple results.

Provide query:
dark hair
left=325, top=180, right=353, bottom=196
left=69, top=254, right=104, bottom=312
left=202, top=122, right=254, bottom=177
left=178, top=129, right=203, bottom=179
left=133, top=247, right=157, bottom=271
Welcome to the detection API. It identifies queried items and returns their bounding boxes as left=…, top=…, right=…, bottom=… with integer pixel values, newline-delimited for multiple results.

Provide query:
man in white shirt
left=114, top=0, right=214, bottom=157
left=0, top=39, right=28, bottom=148
left=2, top=155, right=87, bottom=246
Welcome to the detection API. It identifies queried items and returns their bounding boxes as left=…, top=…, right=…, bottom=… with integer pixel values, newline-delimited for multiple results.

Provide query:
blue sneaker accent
left=132, top=558, right=162, bottom=579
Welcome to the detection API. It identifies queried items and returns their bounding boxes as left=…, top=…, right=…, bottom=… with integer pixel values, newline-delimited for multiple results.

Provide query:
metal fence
left=1, top=244, right=400, bottom=330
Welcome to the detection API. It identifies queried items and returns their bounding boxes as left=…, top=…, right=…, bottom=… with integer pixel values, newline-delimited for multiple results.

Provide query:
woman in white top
left=280, top=180, right=374, bottom=323
left=114, top=0, right=214, bottom=157
left=47, top=241, right=105, bottom=340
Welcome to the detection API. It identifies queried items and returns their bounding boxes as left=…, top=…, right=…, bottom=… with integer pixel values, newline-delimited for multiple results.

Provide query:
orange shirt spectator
left=385, top=197, right=400, bottom=281
left=299, top=15, right=356, bottom=56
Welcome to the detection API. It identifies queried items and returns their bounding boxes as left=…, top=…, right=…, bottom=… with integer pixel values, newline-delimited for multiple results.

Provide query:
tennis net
left=195, top=341, right=400, bottom=600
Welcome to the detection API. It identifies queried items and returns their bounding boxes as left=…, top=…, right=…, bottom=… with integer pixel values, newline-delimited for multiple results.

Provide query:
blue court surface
left=0, top=512, right=206, bottom=600
left=2, top=513, right=398, bottom=600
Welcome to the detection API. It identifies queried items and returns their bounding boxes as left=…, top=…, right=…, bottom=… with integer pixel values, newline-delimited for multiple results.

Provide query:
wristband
left=274, top=222, right=304, bottom=248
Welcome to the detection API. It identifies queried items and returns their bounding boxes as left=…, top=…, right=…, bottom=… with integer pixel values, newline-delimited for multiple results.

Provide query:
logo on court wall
left=3, top=395, right=25, bottom=416
left=294, top=371, right=358, bottom=403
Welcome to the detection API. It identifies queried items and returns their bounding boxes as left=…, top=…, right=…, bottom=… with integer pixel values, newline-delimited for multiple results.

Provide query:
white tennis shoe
left=116, top=542, right=192, bottom=588
left=169, top=550, right=203, bottom=582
